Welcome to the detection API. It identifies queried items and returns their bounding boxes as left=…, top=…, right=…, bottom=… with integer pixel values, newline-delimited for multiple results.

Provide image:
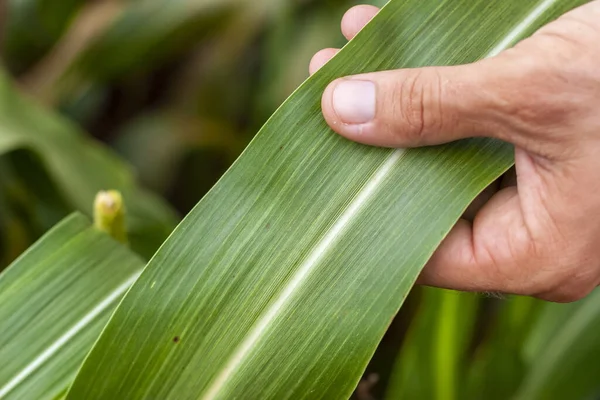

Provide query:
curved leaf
left=0, top=213, right=144, bottom=400
left=29, top=0, right=239, bottom=108
left=385, top=288, right=479, bottom=400
left=3, top=0, right=86, bottom=72
left=516, top=289, right=600, bottom=400
left=466, top=295, right=541, bottom=400
left=68, top=0, right=584, bottom=398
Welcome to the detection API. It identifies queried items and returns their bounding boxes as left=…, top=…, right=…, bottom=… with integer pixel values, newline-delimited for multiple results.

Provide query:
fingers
left=341, top=5, right=380, bottom=40
left=416, top=186, right=597, bottom=303
left=417, top=188, right=536, bottom=295
left=321, top=59, right=512, bottom=147
left=310, top=5, right=380, bottom=76
left=462, top=180, right=500, bottom=222
left=309, top=48, right=339, bottom=75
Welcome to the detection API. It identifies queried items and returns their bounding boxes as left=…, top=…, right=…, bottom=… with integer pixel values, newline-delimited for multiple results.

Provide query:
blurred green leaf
left=466, top=296, right=542, bottom=400
left=0, top=155, right=54, bottom=267
left=0, top=181, right=29, bottom=267
left=253, top=2, right=349, bottom=122
left=0, top=70, right=178, bottom=258
left=168, top=0, right=286, bottom=127
left=0, top=213, right=144, bottom=400
left=2, top=0, right=87, bottom=73
left=65, top=0, right=581, bottom=398
left=2, top=150, right=73, bottom=231
left=516, top=290, right=600, bottom=400
left=70, top=0, right=232, bottom=81
left=26, top=0, right=240, bottom=108
left=113, top=113, right=243, bottom=195
left=385, top=289, right=479, bottom=400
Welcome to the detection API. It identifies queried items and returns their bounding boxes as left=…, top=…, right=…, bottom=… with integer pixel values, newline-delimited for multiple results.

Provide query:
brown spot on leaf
left=173, top=336, right=180, bottom=343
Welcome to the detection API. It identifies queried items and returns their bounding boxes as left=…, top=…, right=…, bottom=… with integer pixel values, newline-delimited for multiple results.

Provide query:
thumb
left=321, top=60, right=506, bottom=147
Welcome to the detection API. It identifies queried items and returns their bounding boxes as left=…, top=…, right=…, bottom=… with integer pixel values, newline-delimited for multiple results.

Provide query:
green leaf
left=0, top=160, right=36, bottom=267
left=67, top=0, right=231, bottom=80
left=112, top=113, right=243, bottom=195
left=68, top=0, right=584, bottom=398
left=0, top=213, right=144, bottom=400
left=515, top=290, right=600, bottom=400
left=3, top=0, right=87, bottom=72
left=466, top=296, right=542, bottom=400
left=36, top=0, right=239, bottom=109
left=0, top=71, right=178, bottom=258
left=385, top=288, right=480, bottom=400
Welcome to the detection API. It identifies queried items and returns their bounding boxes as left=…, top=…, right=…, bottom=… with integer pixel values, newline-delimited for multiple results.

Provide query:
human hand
left=311, top=3, right=600, bottom=302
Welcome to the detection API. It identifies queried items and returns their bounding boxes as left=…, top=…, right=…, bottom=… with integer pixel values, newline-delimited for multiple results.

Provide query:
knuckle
left=494, top=13, right=600, bottom=149
left=512, top=61, right=560, bottom=122
left=506, top=45, right=595, bottom=131
left=392, top=69, right=444, bottom=144
left=493, top=57, right=578, bottom=151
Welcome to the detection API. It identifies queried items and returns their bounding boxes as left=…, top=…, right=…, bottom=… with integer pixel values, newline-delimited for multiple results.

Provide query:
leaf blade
left=516, top=290, right=600, bottom=400
left=385, top=288, right=480, bottom=400
left=67, top=0, right=586, bottom=398
left=0, top=213, right=144, bottom=400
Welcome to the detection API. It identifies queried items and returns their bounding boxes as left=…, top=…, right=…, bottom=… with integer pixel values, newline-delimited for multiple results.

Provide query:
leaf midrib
left=198, top=0, right=560, bottom=396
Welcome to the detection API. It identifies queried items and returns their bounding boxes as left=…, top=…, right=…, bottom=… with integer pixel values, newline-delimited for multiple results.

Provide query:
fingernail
left=332, top=80, right=376, bottom=124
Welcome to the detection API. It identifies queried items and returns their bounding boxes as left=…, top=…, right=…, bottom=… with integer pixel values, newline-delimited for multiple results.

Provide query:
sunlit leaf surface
left=0, top=214, right=144, bottom=400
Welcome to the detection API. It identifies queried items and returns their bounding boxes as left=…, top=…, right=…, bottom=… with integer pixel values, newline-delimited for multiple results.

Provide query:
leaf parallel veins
left=0, top=214, right=144, bottom=400
left=64, top=0, right=582, bottom=398
left=0, top=273, right=140, bottom=398
left=202, top=150, right=405, bottom=399
left=203, top=0, right=561, bottom=395
left=486, top=0, right=558, bottom=57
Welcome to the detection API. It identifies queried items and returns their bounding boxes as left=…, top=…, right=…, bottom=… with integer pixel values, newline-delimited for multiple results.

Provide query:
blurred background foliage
left=1, top=1, right=599, bottom=399
left=0, top=0, right=388, bottom=263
